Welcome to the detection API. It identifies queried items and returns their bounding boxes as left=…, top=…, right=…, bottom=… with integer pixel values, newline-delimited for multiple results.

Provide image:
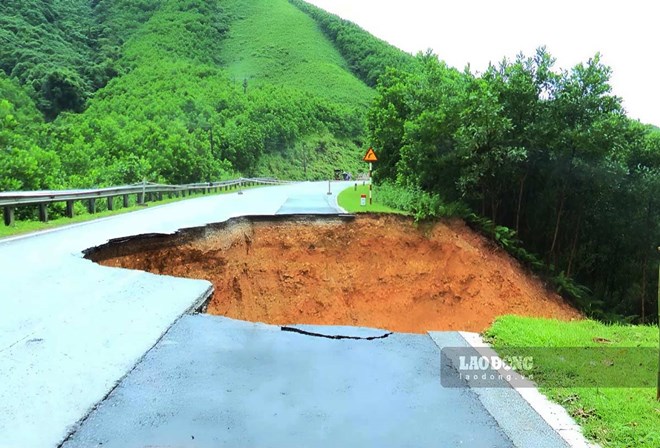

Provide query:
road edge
left=455, top=331, right=599, bottom=448
left=56, top=283, right=214, bottom=447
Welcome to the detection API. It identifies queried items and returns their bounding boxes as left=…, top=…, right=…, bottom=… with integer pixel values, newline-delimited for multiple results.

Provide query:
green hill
left=0, top=0, right=414, bottom=190
left=221, top=0, right=373, bottom=107
left=289, top=0, right=418, bottom=87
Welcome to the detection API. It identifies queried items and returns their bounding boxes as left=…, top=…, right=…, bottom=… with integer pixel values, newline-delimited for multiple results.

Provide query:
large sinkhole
left=84, top=214, right=580, bottom=333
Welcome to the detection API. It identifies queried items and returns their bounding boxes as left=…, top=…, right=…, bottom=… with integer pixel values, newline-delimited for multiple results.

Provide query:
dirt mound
left=94, top=214, right=581, bottom=333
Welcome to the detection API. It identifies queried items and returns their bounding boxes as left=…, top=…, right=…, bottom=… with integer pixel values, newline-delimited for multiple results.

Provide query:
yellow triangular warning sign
left=363, top=148, right=378, bottom=162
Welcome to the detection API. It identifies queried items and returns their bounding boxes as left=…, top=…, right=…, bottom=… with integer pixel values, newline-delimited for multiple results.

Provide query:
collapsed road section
left=85, top=214, right=581, bottom=332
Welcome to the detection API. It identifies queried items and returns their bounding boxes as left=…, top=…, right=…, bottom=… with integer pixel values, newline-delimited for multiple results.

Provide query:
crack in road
left=281, top=326, right=392, bottom=340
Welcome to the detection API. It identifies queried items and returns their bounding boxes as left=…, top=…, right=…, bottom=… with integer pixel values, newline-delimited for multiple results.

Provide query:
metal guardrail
left=1, top=177, right=290, bottom=226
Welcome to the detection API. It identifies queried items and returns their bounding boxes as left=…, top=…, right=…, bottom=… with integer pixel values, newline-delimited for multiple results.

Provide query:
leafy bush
left=376, top=181, right=469, bottom=220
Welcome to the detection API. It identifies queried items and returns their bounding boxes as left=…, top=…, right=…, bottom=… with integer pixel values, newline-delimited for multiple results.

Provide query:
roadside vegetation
left=486, top=316, right=659, bottom=447
left=337, top=183, right=404, bottom=214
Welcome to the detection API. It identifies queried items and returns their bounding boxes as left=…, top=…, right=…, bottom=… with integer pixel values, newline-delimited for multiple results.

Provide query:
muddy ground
left=94, top=214, right=581, bottom=333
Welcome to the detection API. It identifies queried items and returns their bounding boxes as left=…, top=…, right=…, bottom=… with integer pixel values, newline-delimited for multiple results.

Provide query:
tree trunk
left=641, top=254, right=647, bottom=324
left=481, top=187, right=486, bottom=216
left=515, top=173, right=527, bottom=234
left=549, top=188, right=566, bottom=258
left=640, top=197, right=653, bottom=323
left=566, top=214, right=582, bottom=277
left=209, top=126, right=213, bottom=152
left=491, top=196, right=497, bottom=222
left=551, top=147, right=576, bottom=260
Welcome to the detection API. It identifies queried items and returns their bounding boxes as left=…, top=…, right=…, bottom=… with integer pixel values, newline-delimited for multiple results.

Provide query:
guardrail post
left=158, top=192, right=163, bottom=201
left=3, top=206, right=14, bottom=226
left=38, top=204, right=48, bottom=223
left=123, top=195, right=129, bottom=208
left=66, top=200, right=74, bottom=218
left=238, top=180, right=244, bottom=195
left=88, top=198, right=96, bottom=214
left=107, top=196, right=114, bottom=211
left=138, top=192, right=145, bottom=205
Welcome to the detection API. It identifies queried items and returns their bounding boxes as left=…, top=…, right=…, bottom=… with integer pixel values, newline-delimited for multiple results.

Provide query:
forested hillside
left=368, top=49, right=660, bottom=323
left=0, top=0, right=413, bottom=191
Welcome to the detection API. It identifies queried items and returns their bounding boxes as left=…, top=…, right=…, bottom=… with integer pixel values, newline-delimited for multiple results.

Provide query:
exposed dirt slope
left=96, top=215, right=581, bottom=333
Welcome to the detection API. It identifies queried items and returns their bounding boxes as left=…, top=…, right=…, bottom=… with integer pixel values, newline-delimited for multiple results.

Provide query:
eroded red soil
left=97, top=215, right=581, bottom=333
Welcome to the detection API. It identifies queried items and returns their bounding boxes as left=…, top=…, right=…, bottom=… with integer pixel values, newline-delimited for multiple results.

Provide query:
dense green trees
left=368, top=49, right=660, bottom=322
left=0, top=74, right=61, bottom=191
left=1, top=0, right=395, bottom=191
left=0, top=0, right=111, bottom=119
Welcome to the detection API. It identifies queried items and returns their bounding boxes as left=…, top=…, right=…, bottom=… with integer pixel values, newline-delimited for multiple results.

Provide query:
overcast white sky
left=306, top=0, right=659, bottom=126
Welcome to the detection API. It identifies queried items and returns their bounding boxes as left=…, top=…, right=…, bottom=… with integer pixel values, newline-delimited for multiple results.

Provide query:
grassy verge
left=0, top=185, right=263, bottom=239
left=485, top=316, right=660, bottom=447
left=337, top=183, right=406, bottom=214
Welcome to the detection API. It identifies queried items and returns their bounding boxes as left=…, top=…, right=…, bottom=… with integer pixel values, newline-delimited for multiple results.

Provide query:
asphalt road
left=62, top=316, right=514, bottom=448
left=0, top=182, right=348, bottom=448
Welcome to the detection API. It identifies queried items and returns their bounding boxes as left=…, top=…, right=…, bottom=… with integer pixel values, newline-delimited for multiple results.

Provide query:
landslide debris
left=89, top=214, right=581, bottom=333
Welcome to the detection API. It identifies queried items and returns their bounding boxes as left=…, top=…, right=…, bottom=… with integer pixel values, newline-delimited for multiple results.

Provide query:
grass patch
left=337, top=183, right=406, bottom=214
left=0, top=185, right=263, bottom=239
left=485, top=316, right=660, bottom=447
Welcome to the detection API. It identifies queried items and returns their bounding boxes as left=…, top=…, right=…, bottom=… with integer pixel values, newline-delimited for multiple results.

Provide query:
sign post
left=363, top=148, right=378, bottom=206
